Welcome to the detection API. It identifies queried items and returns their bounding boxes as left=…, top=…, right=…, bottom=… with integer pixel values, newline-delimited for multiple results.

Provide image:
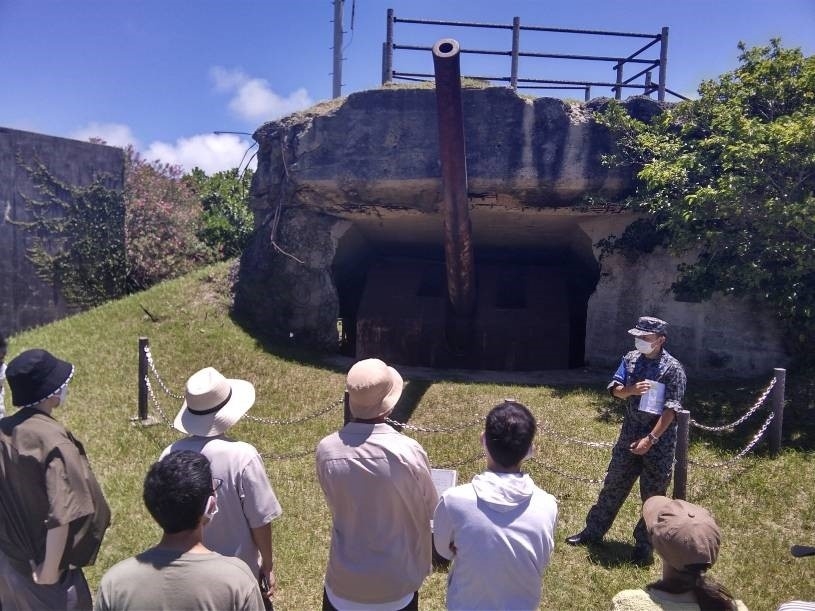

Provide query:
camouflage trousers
left=582, top=411, right=676, bottom=550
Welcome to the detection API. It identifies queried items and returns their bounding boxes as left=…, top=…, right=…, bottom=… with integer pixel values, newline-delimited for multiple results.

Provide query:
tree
left=124, top=146, right=212, bottom=291
left=184, top=167, right=255, bottom=259
left=598, top=40, right=815, bottom=357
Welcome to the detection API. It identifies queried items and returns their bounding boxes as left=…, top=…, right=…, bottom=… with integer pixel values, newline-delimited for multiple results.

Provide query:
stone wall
left=236, top=88, right=788, bottom=377
left=0, top=127, right=125, bottom=336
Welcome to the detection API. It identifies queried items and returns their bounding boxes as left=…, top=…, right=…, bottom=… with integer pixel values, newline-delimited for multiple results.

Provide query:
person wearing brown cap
left=567, top=316, right=687, bottom=565
left=0, top=349, right=110, bottom=610
left=611, top=496, right=746, bottom=610
left=162, top=367, right=282, bottom=608
left=316, top=358, right=438, bottom=610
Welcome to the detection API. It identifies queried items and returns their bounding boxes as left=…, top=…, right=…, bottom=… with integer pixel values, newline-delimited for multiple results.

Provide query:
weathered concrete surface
left=236, top=88, right=788, bottom=377
left=0, top=127, right=125, bottom=336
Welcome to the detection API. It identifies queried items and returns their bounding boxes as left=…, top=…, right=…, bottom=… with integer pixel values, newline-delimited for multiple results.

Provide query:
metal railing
left=382, top=10, right=689, bottom=102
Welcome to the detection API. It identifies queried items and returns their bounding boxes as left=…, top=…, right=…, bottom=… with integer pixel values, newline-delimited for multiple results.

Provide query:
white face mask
left=57, top=385, right=69, bottom=407
left=635, top=337, right=655, bottom=354
left=203, top=495, right=219, bottom=522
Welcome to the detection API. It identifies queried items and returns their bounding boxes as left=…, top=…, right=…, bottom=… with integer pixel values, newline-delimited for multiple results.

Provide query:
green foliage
left=124, top=146, right=213, bottom=291
left=17, top=157, right=126, bottom=307
left=184, top=167, right=255, bottom=259
left=597, top=40, right=815, bottom=355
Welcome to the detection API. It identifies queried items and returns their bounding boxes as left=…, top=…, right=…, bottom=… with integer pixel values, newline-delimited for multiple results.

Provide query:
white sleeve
left=432, top=495, right=455, bottom=560
left=239, top=453, right=282, bottom=528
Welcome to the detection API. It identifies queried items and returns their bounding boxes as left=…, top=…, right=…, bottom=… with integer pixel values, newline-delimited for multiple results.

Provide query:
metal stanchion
left=769, top=368, right=786, bottom=457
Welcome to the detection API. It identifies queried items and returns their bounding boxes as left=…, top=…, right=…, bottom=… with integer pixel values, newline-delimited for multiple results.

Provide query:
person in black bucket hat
left=0, top=349, right=110, bottom=610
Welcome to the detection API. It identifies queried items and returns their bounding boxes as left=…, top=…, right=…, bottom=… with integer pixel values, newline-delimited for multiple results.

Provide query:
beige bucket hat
left=346, top=358, right=403, bottom=420
left=174, top=367, right=255, bottom=437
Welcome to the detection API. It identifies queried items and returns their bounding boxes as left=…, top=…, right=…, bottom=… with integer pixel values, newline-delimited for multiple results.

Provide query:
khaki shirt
left=316, top=422, right=438, bottom=605
left=0, top=409, right=110, bottom=575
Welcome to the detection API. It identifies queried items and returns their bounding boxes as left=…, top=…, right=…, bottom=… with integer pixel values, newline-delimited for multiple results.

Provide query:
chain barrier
left=690, top=377, right=776, bottom=432
left=384, top=415, right=486, bottom=433
left=688, top=411, right=775, bottom=469
left=529, top=456, right=606, bottom=485
left=141, top=345, right=782, bottom=477
left=144, top=346, right=184, bottom=400
left=536, top=422, right=615, bottom=449
left=244, top=399, right=343, bottom=426
left=143, top=377, right=176, bottom=429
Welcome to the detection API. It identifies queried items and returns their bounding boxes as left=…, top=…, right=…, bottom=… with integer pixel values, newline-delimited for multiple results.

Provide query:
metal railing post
left=658, top=27, right=668, bottom=101
left=614, top=62, right=623, bottom=100
left=510, top=16, right=520, bottom=91
left=382, top=8, right=394, bottom=85
left=343, top=390, right=351, bottom=425
left=644, top=70, right=652, bottom=97
left=673, top=409, right=690, bottom=500
left=138, top=337, right=149, bottom=421
left=584, top=86, right=591, bottom=101
left=332, top=0, right=344, bottom=98
left=769, top=368, right=786, bottom=457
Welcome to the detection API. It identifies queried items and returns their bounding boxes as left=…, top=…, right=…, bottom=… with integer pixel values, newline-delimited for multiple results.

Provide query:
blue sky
left=1, top=0, right=812, bottom=174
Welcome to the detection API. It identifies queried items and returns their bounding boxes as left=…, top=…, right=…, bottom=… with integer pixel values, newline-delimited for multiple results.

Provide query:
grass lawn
left=5, top=261, right=814, bottom=610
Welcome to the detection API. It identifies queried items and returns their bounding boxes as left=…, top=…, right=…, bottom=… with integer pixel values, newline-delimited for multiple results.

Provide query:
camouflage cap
left=628, top=316, right=668, bottom=337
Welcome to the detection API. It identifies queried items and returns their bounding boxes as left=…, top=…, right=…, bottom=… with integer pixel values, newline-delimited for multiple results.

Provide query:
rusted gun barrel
left=433, top=38, right=476, bottom=349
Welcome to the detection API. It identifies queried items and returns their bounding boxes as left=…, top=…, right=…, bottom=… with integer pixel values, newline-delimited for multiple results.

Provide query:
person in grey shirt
left=95, top=451, right=264, bottom=611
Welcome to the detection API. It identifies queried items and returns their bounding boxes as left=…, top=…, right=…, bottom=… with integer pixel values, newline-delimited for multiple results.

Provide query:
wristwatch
left=647, top=432, right=660, bottom=444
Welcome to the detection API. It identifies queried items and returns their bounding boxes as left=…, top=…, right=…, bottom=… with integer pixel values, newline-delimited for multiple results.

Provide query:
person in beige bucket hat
left=162, top=366, right=282, bottom=608
left=316, top=358, right=437, bottom=610
left=611, top=496, right=746, bottom=611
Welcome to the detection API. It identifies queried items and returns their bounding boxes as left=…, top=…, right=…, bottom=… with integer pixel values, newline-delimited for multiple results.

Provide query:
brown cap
left=643, top=496, right=721, bottom=570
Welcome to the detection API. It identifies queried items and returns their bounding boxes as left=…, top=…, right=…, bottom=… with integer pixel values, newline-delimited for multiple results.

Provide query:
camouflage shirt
left=608, top=348, right=687, bottom=419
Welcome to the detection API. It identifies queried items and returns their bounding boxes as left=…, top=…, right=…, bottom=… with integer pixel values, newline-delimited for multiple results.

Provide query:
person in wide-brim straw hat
left=163, top=366, right=282, bottom=608
left=173, top=367, right=256, bottom=437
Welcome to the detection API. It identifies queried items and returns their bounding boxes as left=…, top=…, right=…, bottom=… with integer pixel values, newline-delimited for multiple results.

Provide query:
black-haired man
left=95, top=450, right=265, bottom=610
left=566, top=316, right=687, bottom=565
left=433, top=401, right=558, bottom=610
left=0, top=349, right=110, bottom=611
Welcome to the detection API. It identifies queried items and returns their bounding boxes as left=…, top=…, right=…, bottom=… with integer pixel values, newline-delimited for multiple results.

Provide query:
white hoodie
left=433, top=471, right=558, bottom=611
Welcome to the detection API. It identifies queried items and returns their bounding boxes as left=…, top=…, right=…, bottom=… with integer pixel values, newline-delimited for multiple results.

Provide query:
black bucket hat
left=7, top=349, right=74, bottom=408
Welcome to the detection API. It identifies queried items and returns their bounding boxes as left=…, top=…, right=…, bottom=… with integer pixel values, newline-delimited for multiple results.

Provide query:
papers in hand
left=638, top=379, right=666, bottom=415
left=431, top=468, right=457, bottom=498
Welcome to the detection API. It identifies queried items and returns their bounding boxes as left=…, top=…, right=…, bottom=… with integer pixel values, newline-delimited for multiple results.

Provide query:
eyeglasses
left=212, top=478, right=223, bottom=493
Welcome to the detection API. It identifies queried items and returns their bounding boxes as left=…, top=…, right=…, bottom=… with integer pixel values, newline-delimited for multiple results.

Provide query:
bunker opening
left=331, top=209, right=600, bottom=371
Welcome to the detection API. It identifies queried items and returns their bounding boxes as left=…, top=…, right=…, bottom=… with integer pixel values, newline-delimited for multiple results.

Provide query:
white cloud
left=70, top=122, right=139, bottom=148
left=144, top=133, right=256, bottom=174
left=210, top=66, right=313, bottom=122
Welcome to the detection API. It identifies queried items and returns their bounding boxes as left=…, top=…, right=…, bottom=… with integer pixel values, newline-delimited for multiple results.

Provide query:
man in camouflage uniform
left=566, top=316, right=686, bottom=564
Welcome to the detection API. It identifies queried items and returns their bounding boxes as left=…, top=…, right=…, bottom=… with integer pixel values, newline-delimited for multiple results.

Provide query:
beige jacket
left=316, top=422, right=438, bottom=604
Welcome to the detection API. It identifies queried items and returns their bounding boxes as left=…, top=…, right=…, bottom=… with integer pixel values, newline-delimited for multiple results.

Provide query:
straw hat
left=346, top=358, right=403, bottom=420
left=174, top=367, right=255, bottom=437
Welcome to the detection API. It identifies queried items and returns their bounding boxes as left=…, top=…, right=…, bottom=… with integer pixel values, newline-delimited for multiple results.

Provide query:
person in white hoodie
left=433, top=400, right=558, bottom=611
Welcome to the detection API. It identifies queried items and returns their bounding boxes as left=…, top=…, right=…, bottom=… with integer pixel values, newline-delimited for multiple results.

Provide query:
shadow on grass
left=390, top=380, right=433, bottom=426
left=585, top=540, right=643, bottom=569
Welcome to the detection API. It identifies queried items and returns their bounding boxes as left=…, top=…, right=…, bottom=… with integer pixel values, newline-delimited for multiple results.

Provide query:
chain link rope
left=529, top=456, right=606, bottom=485
left=690, top=377, right=776, bottom=432
left=144, top=377, right=176, bottom=429
left=536, top=422, right=615, bottom=449
left=244, top=399, right=343, bottom=426
left=144, top=346, right=184, bottom=400
left=688, top=411, right=775, bottom=469
left=384, top=415, right=487, bottom=434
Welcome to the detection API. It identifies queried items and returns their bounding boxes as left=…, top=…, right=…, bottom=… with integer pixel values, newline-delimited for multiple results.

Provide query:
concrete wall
left=0, top=127, right=125, bottom=336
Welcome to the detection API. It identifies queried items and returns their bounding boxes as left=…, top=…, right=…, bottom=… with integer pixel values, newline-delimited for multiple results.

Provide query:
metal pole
left=343, top=390, right=351, bottom=425
left=432, top=38, right=477, bottom=351
left=332, top=0, right=344, bottom=98
left=138, top=337, right=149, bottom=421
left=382, top=8, right=394, bottom=85
left=644, top=70, right=652, bottom=97
left=615, top=62, right=623, bottom=100
left=510, top=17, right=520, bottom=91
left=658, top=27, right=668, bottom=102
left=673, top=409, right=690, bottom=500
left=770, top=368, right=786, bottom=457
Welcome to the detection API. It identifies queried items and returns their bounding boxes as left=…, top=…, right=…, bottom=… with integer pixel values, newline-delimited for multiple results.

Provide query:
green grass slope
left=5, top=261, right=814, bottom=610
